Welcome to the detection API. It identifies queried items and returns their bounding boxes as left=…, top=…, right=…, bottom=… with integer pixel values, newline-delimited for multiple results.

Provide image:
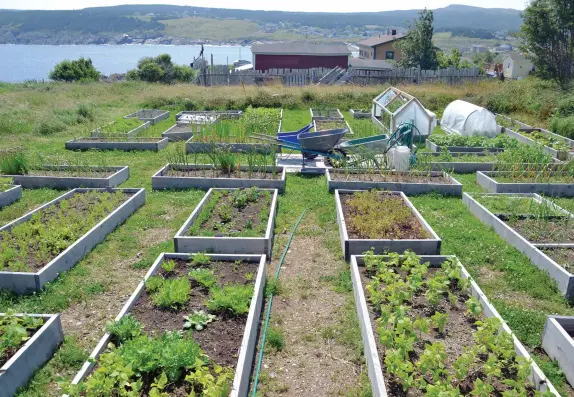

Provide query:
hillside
left=0, top=4, right=523, bottom=45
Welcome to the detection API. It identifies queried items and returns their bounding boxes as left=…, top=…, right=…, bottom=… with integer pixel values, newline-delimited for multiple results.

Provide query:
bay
left=0, top=44, right=252, bottom=83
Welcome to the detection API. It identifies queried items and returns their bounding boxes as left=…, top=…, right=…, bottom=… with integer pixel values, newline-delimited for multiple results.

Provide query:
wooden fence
left=195, top=65, right=484, bottom=87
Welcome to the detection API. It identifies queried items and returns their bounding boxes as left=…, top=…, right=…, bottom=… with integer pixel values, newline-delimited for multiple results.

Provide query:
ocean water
left=0, top=44, right=252, bottom=83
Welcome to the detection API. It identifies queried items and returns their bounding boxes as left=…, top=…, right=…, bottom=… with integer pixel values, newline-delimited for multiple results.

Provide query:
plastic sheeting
left=440, top=100, right=499, bottom=138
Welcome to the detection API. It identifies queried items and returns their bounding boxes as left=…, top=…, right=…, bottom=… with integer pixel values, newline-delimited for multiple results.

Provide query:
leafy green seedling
left=465, top=296, right=483, bottom=319
left=189, top=268, right=218, bottom=289
left=161, top=260, right=176, bottom=273
left=152, top=277, right=191, bottom=309
left=430, top=312, right=449, bottom=334
left=183, top=310, right=216, bottom=331
left=145, top=275, right=164, bottom=293
left=191, top=253, right=211, bottom=266
left=208, top=284, right=254, bottom=315
left=105, top=314, right=142, bottom=343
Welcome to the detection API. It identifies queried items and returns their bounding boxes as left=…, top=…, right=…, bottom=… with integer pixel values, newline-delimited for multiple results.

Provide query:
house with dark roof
left=251, top=42, right=351, bottom=71
left=357, top=31, right=407, bottom=62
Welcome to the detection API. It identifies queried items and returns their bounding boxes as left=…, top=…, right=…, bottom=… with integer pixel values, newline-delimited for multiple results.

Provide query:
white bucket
left=388, top=146, right=410, bottom=171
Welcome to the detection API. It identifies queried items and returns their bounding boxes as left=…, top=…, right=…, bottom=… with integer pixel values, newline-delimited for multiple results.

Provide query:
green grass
left=280, top=109, right=311, bottom=132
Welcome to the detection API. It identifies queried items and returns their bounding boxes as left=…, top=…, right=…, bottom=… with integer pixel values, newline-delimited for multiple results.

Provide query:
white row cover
left=440, top=100, right=499, bottom=138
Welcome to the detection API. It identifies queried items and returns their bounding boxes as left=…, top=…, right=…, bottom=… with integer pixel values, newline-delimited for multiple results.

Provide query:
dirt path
left=254, top=223, right=366, bottom=396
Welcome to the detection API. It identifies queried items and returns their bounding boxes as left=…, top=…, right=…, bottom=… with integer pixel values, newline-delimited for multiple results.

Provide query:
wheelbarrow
left=276, top=124, right=313, bottom=145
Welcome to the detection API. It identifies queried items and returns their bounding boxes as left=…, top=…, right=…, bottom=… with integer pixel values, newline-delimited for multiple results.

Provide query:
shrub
left=49, top=57, right=100, bottom=82
left=549, top=116, right=574, bottom=139
left=556, top=95, right=574, bottom=117
left=127, top=54, right=196, bottom=84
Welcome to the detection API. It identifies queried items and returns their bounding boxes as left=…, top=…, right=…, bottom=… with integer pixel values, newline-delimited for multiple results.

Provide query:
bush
left=127, top=54, right=196, bottom=84
left=556, top=96, right=574, bottom=117
left=549, top=116, right=574, bottom=139
left=34, top=117, right=66, bottom=135
left=49, top=57, right=100, bottom=82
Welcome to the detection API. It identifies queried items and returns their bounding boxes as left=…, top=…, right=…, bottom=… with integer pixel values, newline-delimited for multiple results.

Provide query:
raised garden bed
left=310, top=108, right=344, bottom=121
left=124, top=109, right=170, bottom=125
left=350, top=109, right=371, bottom=119
left=0, top=188, right=145, bottom=293
left=327, top=169, right=462, bottom=196
left=185, top=138, right=279, bottom=154
left=2, top=165, right=129, bottom=189
left=313, top=119, right=352, bottom=134
left=426, top=139, right=505, bottom=153
left=65, top=252, right=266, bottom=397
left=425, top=134, right=515, bottom=153
left=350, top=253, right=560, bottom=397
left=175, top=188, right=278, bottom=257
left=66, top=137, right=169, bottom=152
left=161, top=123, right=194, bottom=142
left=175, top=110, right=243, bottom=120
left=463, top=192, right=574, bottom=300
left=0, top=313, right=63, bottom=397
left=503, top=127, right=570, bottom=160
left=477, top=170, right=574, bottom=196
left=0, top=184, right=21, bottom=208
left=152, top=164, right=286, bottom=192
left=91, top=120, right=150, bottom=138
left=542, top=316, right=574, bottom=388
left=335, top=190, right=441, bottom=260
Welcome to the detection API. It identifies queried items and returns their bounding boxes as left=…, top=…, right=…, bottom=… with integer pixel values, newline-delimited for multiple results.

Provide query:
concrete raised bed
left=310, top=108, right=344, bottom=121
left=0, top=184, right=22, bottom=208
left=176, top=110, right=243, bottom=120
left=124, top=109, right=170, bottom=125
left=0, top=188, right=146, bottom=293
left=313, top=119, right=353, bottom=135
left=503, top=127, right=569, bottom=160
left=335, top=190, right=441, bottom=260
left=426, top=139, right=504, bottom=153
left=327, top=169, right=463, bottom=196
left=161, top=123, right=194, bottom=142
left=67, top=252, right=266, bottom=397
left=175, top=188, right=278, bottom=257
left=186, top=138, right=279, bottom=154
left=463, top=192, right=574, bottom=300
left=477, top=170, right=574, bottom=196
left=152, top=164, right=286, bottom=193
left=0, top=313, right=63, bottom=397
left=4, top=165, right=129, bottom=189
left=542, top=316, right=574, bottom=387
left=66, top=137, right=168, bottom=152
left=350, top=254, right=560, bottom=397
left=91, top=120, right=150, bottom=138
left=349, top=109, right=371, bottom=119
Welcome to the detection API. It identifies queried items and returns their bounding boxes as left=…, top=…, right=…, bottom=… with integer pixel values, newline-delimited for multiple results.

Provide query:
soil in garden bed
left=185, top=189, right=271, bottom=237
left=504, top=217, right=574, bottom=243
left=166, top=124, right=195, bottom=132
left=164, top=168, right=281, bottom=180
left=359, top=259, right=539, bottom=396
left=129, top=259, right=258, bottom=367
left=493, top=174, right=574, bottom=184
left=340, top=191, right=429, bottom=240
left=541, top=248, right=574, bottom=273
left=330, top=171, right=453, bottom=184
left=73, top=138, right=163, bottom=143
left=18, top=169, right=117, bottom=178
left=0, top=190, right=131, bottom=272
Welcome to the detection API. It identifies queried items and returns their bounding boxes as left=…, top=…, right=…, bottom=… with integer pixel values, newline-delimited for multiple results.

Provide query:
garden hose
left=251, top=209, right=307, bottom=397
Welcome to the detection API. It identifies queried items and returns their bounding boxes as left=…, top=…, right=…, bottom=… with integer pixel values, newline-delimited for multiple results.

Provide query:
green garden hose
left=251, top=209, right=307, bottom=397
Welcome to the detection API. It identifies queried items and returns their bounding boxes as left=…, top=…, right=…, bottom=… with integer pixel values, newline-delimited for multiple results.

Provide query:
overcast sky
left=0, top=0, right=527, bottom=12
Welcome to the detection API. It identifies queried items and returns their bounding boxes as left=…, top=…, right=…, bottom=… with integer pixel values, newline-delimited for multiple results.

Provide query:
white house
left=503, top=53, right=534, bottom=80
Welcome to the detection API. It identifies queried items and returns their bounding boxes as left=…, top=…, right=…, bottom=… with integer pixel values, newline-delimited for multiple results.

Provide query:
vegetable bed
left=0, top=313, right=63, bottom=397
left=175, top=188, right=278, bottom=256
left=0, top=184, right=21, bottom=208
left=335, top=190, right=441, bottom=259
left=477, top=171, right=574, bottom=197
left=124, top=109, right=170, bottom=125
left=66, top=137, right=169, bottom=152
left=352, top=252, right=559, bottom=397
left=426, top=134, right=514, bottom=153
left=65, top=253, right=266, bottom=397
left=0, top=188, right=146, bottom=293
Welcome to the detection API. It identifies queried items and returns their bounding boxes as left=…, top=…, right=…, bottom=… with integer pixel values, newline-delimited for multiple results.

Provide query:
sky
left=0, top=0, right=527, bottom=13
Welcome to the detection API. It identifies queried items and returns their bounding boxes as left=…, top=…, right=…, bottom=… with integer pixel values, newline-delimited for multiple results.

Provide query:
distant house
left=502, top=53, right=534, bottom=80
left=357, top=31, right=407, bottom=61
left=494, top=44, right=512, bottom=53
left=470, top=44, right=488, bottom=53
left=251, top=43, right=351, bottom=71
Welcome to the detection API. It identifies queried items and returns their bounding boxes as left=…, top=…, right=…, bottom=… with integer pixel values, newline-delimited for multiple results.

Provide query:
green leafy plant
left=207, top=284, right=254, bottom=315
left=161, top=259, right=176, bottom=273
left=183, top=310, right=216, bottom=331
left=192, top=252, right=211, bottom=266
left=105, top=314, right=142, bottom=343
left=266, top=326, right=285, bottom=352
left=430, top=312, right=449, bottom=334
left=465, top=296, right=483, bottom=319
left=0, top=312, right=44, bottom=362
left=151, top=277, right=191, bottom=309
left=189, top=268, right=218, bottom=289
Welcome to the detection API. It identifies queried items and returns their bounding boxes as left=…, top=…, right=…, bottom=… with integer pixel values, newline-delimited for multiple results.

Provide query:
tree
left=127, top=53, right=196, bottom=83
left=49, top=57, right=100, bottom=82
left=519, top=0, right=574, bottom=88
left=395, top=9, right=439, bottom=70
left=438, top=49, right=462, bottom=68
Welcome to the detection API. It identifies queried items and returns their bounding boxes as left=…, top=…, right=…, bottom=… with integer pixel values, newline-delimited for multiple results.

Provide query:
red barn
left=251, top=43, right=351, bottom=71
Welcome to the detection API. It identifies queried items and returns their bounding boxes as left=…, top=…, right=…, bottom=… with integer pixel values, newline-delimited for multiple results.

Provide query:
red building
left=251, top=43, right=351, bottom=71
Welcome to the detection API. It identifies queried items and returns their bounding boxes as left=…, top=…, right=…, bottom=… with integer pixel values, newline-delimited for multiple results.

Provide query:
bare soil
left=541, top=248, right=574, bottom=273
left=164, top=168, right=281, bottom=180
left=341, top=192, right=429, bottom=240
left=129, top=259, right=258, bottom=367
left=26, top=169, right=116, bottom=178
left=74, top=138, right=163, bottom=142
left=330, top=170, right=453, bottom=184
left=505, top=217, right=574, bottom=243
